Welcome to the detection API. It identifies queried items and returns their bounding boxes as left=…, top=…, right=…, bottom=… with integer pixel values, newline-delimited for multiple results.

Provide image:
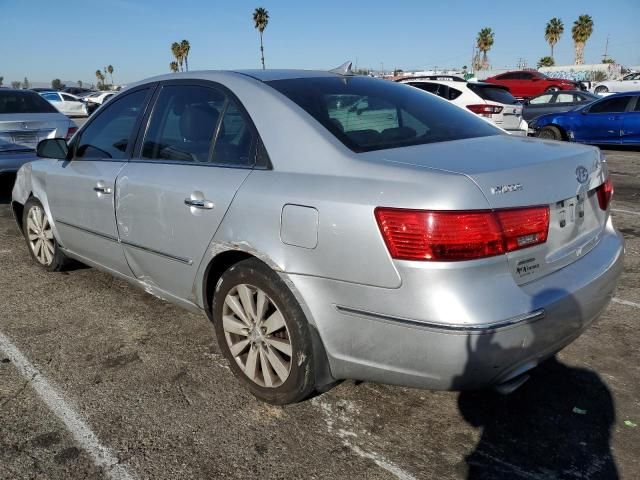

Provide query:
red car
left=484, top=70, right=579, bottom=99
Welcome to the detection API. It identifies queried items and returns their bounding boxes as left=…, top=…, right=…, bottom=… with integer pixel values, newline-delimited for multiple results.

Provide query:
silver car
left=0, top=89, right=76, bottom=169
left=11, top=69, right=624, bottom=404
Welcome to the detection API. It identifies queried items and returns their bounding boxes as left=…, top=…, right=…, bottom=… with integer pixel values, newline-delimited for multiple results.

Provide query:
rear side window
left=142, top=85, right=255, bottom=166
left=528, top=93, right=553, bottom=105
left=467, top=84, right=518, bottom=105
left=0, top=91, right=59, bottom=113
left=61, top=94, right=77, bottom=101
left=496, top=73, right=518, bottom=80
left=76, top=89, right=149, bottom=160
left=41, top=92, right=61, bottom=102
left=268, top=76, right=499, bottom=152
left=589, top=96, right=630, bottom=114
left=142, top=85, right=225, bottom=162
left=555, top=93, right=575, bottom=103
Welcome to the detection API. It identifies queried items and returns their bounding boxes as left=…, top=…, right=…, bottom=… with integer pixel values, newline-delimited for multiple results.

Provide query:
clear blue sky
left=1, top=0, right=638, bottom=85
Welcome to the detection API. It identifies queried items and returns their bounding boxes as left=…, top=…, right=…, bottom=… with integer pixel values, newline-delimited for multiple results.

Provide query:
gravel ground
left=0, top=148, right=638, bottom=480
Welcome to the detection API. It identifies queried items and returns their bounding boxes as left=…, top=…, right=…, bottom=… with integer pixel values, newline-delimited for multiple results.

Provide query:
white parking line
left=612, top=298, right=640, bottom=309
left=612, top=208, right=640, bottom=217
left=0, top=331, right=136, bottom=480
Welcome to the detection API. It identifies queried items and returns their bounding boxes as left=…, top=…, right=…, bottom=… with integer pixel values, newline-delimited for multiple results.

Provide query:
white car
left=592, top=72, right=640, bottom=94
left=40, top=91, right=88, bottom=117
left=84, top=91, right=117, bottom=105
left=396, top=76, right=528, bottom=135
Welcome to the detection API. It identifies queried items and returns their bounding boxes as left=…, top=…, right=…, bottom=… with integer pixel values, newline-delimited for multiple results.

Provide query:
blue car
left=528, top=91, right=640, bottom=146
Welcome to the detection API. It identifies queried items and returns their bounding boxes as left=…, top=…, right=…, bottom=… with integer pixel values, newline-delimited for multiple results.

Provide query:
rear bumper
left=288, top=218, right=624, bottom=390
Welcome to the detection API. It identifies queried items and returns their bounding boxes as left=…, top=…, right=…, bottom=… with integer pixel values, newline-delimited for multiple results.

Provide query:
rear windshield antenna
left=329, top=61, right=354, bottom=76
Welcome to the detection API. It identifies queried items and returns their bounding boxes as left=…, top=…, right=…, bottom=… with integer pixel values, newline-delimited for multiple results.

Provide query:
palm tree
left=95, top=69, right=105, bottom=89
left=476, top=28, right=494, bottom=70
left=572, top=15, right=594, bottom=65
left=545, top=18, right=564, bottom=59
left=171, top=42, right=183, bottom=71
left=180, top=40, right=190, bottom=72
left=537, top=56, right=555, bottom=68
left=253, top=7, right=269, bottom=69
left=107, top=65, right=114, bottom=86
left=170, top=61, right=179, bottom=73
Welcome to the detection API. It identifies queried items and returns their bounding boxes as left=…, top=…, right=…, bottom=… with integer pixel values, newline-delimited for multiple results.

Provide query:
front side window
left=61, top=94, right=77, bottom=102
left=496, top=73, right=517, bottom=80
left=529, top=93, right=553, bottom=105
left=588, top=96, right=631, bottom=114
left=408, top=82, right=439, bottom=94
left=75, top=88, right=149, bottom=160
left=268, top=76, right=499, bottom=152
left=519, top=72, right=534, bottom=80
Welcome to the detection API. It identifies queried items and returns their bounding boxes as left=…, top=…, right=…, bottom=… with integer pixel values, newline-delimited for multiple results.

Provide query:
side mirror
left=37, top=138, right=69, bottom=160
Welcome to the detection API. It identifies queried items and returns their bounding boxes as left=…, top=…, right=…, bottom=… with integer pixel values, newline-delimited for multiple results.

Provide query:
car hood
left=362, top=134, right=604, bottom=209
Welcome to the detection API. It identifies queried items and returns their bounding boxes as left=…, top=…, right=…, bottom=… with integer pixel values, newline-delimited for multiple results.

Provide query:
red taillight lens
left=466, top=104, right=504, bottom=117
left=596, top=177, right=613, bottom=210
left=66, top=126, right=78, bottom=140
left=374, top=206, right=549, bottom=262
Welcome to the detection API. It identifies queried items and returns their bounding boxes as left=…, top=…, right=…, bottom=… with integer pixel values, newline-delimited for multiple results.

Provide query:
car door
left=116, top=81, right=258, bottom=302
left=46, top=85, right=153, bottom=274
left=60, top=93, right=85, bottom=116
left=574, top=95, right=631, bottom=144
left=621, top=96, right=640, bottom=145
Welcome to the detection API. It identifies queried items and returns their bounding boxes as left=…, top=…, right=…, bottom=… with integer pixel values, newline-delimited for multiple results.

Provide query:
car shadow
left=456, top=289, right=618, bottom=479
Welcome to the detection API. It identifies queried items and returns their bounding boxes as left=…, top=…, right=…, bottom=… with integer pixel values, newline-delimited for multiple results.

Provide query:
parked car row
left=10, top=66, right=624, bottom=404
left=396, top=76, right=528, bottom=135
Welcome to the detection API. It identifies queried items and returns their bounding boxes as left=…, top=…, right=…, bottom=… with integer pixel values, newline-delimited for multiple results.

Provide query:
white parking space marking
left=0, top=331, right=136, bottom=480
left=613, top=298, right=640, bottom=309
left=612, top=208, right=640, bottom=217
left=312, top=397, right=417, bottom=480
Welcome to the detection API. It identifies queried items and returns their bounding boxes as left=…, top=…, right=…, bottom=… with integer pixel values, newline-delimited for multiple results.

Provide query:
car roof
left=1, top=89, right=43, bottom=94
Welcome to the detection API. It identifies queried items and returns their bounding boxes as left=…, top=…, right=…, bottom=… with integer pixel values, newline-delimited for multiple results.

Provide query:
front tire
left=212, top=258, right=316, bottom=404
left=545, top=86, right=560, bottom=92
left=538, top=125, right=563, bottom=141
left=22, top=198, right=68, bottom=271
left=594, top=86, right=609, bottom=94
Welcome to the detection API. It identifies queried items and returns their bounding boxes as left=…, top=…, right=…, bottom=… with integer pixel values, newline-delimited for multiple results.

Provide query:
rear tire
left=594, top=86, right=609, bottom=94
left=212, top=258, right=316, bottom=404
left=22, top=198, right=68, bottom=271
left=538, top=126, right=563, bottom=141
left=545, top=86, right=560, bottom=92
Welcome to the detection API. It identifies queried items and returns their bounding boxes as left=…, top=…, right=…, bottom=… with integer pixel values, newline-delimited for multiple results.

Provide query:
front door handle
left=184, top=198, right=215, bottom=209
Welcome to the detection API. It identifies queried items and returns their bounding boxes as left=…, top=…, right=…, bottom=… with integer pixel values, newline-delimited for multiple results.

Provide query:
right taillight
left=596, top=177, right=613, bottom=211
left=466, top=104, right=504, bottom=117
left=374, top=206, right=549, bottom=262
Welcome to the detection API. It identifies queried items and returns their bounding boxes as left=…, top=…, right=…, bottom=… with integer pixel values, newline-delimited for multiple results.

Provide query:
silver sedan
left=11, top=68, right=624, bottom=404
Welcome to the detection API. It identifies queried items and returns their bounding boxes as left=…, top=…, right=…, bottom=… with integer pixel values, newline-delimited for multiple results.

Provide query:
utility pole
left=602, top=34, right=610, bottom=62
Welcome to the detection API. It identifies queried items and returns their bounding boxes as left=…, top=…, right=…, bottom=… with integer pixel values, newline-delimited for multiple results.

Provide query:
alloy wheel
left=222, top=284, right=292, bottom=388
left=26, top=206, right=55, bottom=266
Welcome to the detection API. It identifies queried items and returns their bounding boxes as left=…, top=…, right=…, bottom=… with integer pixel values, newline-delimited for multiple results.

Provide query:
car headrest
left=179, top=104, right=220, bottom=142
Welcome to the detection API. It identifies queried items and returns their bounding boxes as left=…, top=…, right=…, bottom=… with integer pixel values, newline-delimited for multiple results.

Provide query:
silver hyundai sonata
left=11, top=67, right=624, bottom=404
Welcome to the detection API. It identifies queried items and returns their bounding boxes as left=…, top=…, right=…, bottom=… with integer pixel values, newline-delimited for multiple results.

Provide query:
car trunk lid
left=0, top=113, right=68, bottom=149
left=365, top=134, right=609, bottom=284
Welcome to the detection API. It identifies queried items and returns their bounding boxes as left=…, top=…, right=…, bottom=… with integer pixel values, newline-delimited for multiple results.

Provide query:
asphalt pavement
left=0, top=148, right=638, bottom=480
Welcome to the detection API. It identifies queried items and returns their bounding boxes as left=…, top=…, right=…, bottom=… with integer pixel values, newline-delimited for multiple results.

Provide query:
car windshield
left=0, top=91, right=58, bottom=114
left=467, top=84, right=519, bottom=105
left=267, top=76, right=499, bottom=152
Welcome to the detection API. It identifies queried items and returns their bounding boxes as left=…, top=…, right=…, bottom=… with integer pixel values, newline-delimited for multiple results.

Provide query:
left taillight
left=596, top=177, right=613, bottom=211
left=374, top=206, right=549, bottom=262
left=66, top=126, right=78, bottom=140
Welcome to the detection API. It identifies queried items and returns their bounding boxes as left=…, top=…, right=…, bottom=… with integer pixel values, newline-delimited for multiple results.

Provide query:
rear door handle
left=93, top=183, right=112, bottom=194
left=184, top=198, right=215, bottom=209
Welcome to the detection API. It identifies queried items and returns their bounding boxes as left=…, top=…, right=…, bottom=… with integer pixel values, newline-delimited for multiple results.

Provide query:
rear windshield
left=467, top=83, right=519, bottom=105
left=267, top=76, right=500, bottom=152
left=0, top=91, right=59, bottom=114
